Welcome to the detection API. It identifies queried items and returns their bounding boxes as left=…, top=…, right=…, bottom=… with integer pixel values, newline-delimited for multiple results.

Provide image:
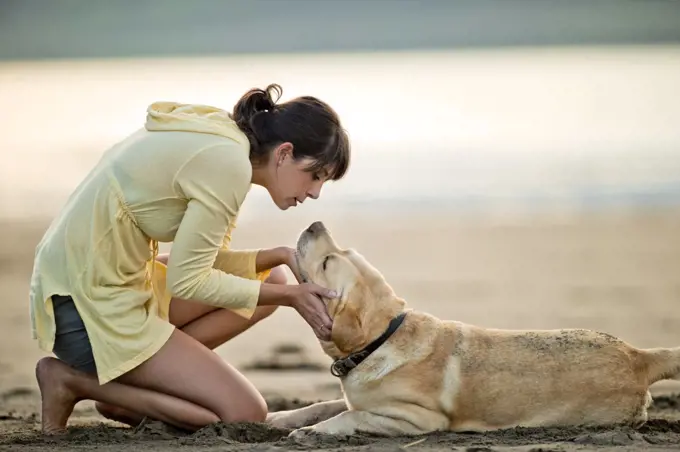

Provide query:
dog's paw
left=288, top=426, right=316, bottom=441
left=266, top=412, right=299, bottom=430
left=289, top=425, right=354, bottom=442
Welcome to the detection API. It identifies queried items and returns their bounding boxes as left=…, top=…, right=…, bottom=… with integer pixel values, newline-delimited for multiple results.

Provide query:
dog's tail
left=640, top=347, right=680, bottom=385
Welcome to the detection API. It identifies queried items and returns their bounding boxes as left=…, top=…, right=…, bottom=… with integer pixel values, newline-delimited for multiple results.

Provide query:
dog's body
left=267, top=221, right=680, bottom=437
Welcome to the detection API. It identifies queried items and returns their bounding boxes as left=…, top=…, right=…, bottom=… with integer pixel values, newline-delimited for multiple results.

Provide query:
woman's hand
left=286, top=283, right=337, bottom=341
left=256, top=246, right=336, bottom=339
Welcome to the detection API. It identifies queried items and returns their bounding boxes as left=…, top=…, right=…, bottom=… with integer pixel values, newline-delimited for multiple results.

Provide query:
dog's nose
left=306, top=221, right=326, bottom=234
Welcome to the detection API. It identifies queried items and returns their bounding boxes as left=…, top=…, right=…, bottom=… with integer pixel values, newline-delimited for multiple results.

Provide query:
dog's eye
left=322, top=255, right=330, bottom=271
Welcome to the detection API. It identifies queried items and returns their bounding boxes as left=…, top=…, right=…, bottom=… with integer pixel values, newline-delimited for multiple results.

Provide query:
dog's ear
left=331, top=301, right=365, bottom=354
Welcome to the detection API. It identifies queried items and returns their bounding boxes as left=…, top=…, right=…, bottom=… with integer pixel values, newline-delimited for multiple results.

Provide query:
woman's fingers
left=290, top=284, right=334, bottom=341
left=315, top=322, right=332, bottom=341
left=308, top=283, right=338, bottom=299
left=304, top=294, right=332, bottom=340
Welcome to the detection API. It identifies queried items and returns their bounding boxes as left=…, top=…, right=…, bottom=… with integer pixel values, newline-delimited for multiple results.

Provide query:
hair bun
left=262, top=84, right=282, bottom=111
left=250, top=84, right=283, bottom=113
left=232, top=84, right=283, bottom=131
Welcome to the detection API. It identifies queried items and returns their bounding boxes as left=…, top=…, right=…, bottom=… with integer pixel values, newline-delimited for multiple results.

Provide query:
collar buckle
left=330, top=356, right=357, bottom=377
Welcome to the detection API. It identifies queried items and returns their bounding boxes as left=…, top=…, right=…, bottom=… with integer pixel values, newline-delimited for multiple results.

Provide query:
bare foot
left=35, top=357, right=80, bottom=435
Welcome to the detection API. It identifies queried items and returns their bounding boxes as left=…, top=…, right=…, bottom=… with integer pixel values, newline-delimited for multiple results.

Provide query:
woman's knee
left=232, top=394, right=268, bottom=423
left=199, top=378, right=268, bottom=424
left=265, top=266, right=288, bottom=285
left=207, top=391, right=267, bottom=424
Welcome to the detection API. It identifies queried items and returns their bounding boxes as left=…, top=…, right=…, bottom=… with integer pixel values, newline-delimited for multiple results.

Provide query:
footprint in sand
left=241, top=343, right=326, bottom=372
left=572, top=430, right=645, bottom=446
left=1, top=388, right=36, bottom=400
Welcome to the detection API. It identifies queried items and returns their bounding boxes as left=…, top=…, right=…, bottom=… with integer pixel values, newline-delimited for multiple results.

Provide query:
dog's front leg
left=289, top=410, right=427, bottom=438
left=266, top=399, right=347, bottom=430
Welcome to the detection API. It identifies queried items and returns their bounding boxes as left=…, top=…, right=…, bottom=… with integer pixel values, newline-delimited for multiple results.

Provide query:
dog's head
left=296, top=221, right=406, bottom=358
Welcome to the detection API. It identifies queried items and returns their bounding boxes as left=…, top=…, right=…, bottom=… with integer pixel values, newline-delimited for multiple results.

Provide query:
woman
left=29, top=83, right=350, bottom=434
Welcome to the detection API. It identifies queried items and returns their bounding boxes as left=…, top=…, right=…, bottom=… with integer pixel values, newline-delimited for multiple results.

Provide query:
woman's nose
left=307, top=183, right=323, bottom=200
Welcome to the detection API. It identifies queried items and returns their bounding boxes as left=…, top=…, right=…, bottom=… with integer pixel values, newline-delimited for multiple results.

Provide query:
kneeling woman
left=29, top=84, right=350, bottom=434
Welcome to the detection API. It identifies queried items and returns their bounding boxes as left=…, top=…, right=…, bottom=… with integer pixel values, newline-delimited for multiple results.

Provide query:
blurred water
left=1, top=45, right=679, bottom=219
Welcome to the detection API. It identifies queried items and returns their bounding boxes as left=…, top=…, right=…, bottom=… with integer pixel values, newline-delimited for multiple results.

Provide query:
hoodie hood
left=145, top=102, right=249, bottom=145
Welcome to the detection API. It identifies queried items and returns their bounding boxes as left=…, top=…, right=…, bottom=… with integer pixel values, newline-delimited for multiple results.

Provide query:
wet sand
left=2, top=207, right=680, bottom=451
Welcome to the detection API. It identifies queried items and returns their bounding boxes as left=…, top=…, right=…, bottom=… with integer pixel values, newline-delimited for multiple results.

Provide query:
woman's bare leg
left=94, top=262, right=287, bottom=426
left=37, top=357, right=219, bottom=434
left=39, top=327, right=267, bottom=435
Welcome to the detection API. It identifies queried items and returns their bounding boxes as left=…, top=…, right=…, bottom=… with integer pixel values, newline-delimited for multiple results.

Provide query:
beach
left=2, top=207, right=680, bottom=451
left=1, top=40, right=680, bottom=450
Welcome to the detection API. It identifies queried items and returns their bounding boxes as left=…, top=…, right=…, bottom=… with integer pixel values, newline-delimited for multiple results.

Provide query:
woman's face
left=267, top=143, right=328, bottom=210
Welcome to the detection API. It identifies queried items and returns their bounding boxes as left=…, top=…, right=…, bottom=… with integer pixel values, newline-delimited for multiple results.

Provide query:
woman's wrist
left=255, top=246, right=294, bottom=273
left=257, top=281, right=298, bottom=308
left=254, top=246, right=300, bottom=308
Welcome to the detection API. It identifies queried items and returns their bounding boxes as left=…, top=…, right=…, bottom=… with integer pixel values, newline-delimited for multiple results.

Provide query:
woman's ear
left=272, top=142, right=294, bottom=167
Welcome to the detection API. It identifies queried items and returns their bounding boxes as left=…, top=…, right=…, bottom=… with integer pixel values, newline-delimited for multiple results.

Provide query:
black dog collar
left=330, top=312, right=408, bottom=378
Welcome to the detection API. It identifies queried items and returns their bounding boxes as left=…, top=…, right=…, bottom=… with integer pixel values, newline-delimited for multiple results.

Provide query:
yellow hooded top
left=29, top=102, right=270, bottom=384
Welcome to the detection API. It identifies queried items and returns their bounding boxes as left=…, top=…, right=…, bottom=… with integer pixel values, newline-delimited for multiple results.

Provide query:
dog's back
left=434, top=323, right=680, bottom=431
left=338, top=310, right=680, bottom=432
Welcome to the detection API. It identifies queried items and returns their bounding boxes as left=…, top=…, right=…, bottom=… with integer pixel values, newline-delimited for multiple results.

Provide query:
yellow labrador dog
left=267, top=221, right=680, bottom=438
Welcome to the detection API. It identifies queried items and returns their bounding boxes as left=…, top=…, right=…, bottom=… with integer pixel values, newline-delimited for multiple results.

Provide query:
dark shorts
left=52, top=295, right=98, bottom=375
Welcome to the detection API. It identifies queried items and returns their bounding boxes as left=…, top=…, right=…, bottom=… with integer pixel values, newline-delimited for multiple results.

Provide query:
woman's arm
left=254, top=247, right=291, bottom=274
left=166, top=144, right=262, bottom=313
left=158, top=248, right=297, bottom=307
left=157, top=248, right=289, bottom=277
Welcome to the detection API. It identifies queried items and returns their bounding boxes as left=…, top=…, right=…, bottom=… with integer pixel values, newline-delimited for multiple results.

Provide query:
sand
left=2, top=207, right=680, bottom=451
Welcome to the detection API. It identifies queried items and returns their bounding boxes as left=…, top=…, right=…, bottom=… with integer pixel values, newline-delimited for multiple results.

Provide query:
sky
left=1, top=0, right=679, bottom=61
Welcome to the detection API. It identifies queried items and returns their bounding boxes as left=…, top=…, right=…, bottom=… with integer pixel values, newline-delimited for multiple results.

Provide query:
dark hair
left=231, top=83, right=350, bottom=181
